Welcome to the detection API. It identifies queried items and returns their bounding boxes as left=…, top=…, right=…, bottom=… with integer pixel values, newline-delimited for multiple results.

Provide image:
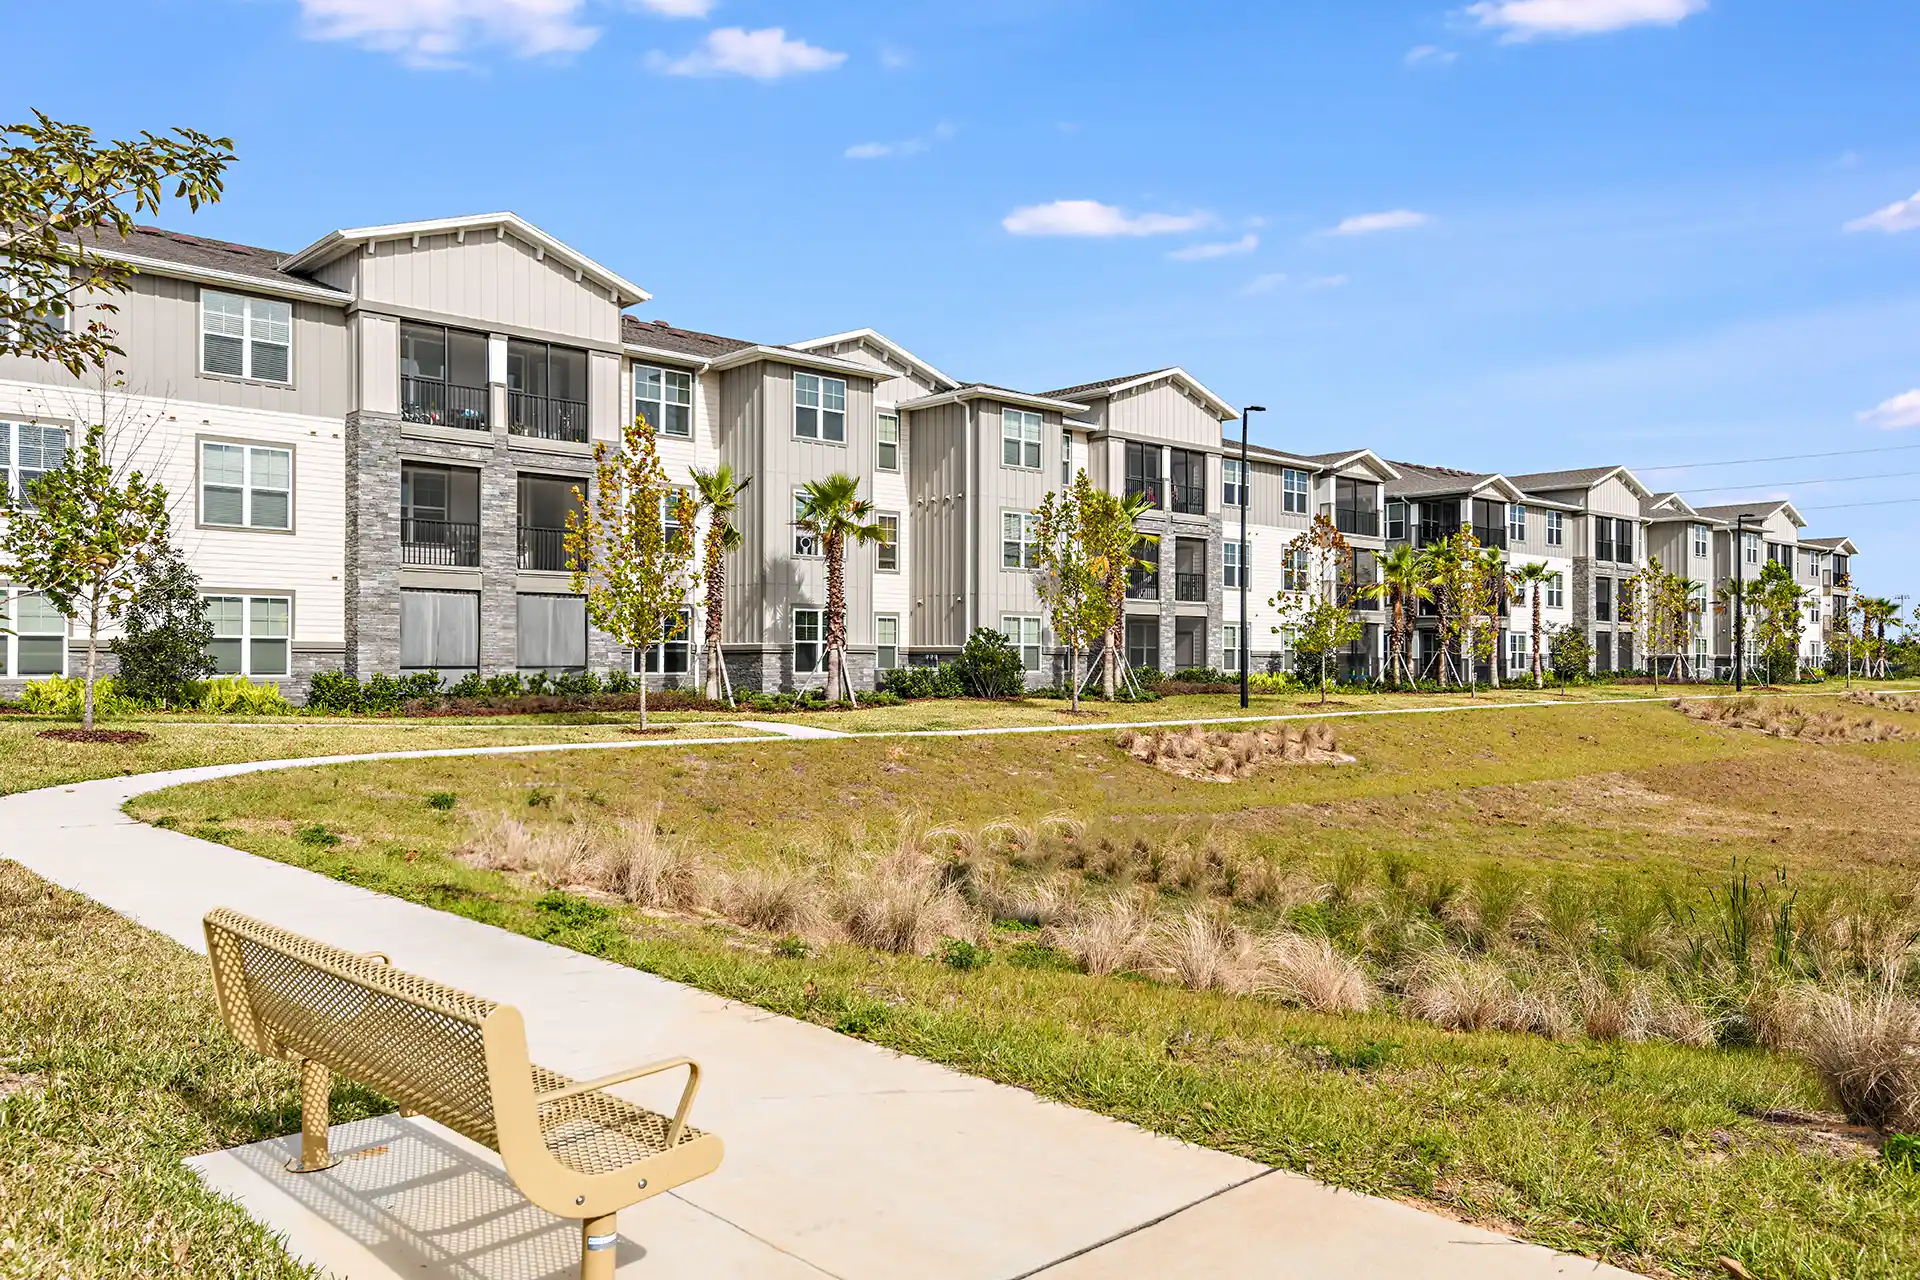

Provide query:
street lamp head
left=1243, top=405, right=1267, bottom=414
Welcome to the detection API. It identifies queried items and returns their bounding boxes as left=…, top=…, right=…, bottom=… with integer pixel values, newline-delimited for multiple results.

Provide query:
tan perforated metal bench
left=204, top=908, right=724, bottom=1279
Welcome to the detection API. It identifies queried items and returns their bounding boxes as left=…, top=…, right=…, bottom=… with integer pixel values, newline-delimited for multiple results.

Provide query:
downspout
left=962, top=399, right=975, bottom=647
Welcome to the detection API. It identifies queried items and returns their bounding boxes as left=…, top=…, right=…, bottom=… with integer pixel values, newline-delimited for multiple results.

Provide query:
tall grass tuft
left=1262, top=932, right=1374, bottom=1013
left=1785, top=981, right=1920, bottom=1132
left=1050, top=892, right=1156, bottom=976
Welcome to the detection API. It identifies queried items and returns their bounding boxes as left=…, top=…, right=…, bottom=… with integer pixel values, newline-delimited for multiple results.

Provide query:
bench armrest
left=535, top=1056, right=703, bottom=1146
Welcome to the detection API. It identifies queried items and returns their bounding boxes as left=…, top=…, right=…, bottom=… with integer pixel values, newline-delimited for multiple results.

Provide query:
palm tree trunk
left=704, top=539, right=728, bottom=703
left=1532, top=593, right=1544, bottom=688
left=825, top=531, right=846, bottom=701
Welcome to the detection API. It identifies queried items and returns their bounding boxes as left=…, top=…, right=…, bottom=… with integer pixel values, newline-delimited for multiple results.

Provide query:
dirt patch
left=36, top=728, right=152, bottom=745
left=1753, top=1108, right=1884, bottom=1159
left=1117, top=724, right=1349, bottom=782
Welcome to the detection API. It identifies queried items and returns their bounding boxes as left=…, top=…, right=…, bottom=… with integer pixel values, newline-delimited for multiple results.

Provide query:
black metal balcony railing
left=1169, top=483, right=1206, bottom=515
left=1174, top=572, right=1207, bottom=603
left=1321, top=503, right=1380, bottom=537
left=401, top=517, right=479, bottom=567
left=518, top=525, right=570, bottom=572
left=1126, top=571, right=1160, bottom=601
left=508, top=392, right=589, bottom=443
left=1125, top=480, right=1163, bottom=508
left=1337, top=583, right=1382, bottom=611
left=401, top=377, right=489, bottom=430
left=1472, top=525, right=1508, bottom=550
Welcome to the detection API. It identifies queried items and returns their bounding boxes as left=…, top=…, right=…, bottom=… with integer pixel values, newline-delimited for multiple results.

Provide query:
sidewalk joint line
left=1000, top=1167, right=1278, bottom=1280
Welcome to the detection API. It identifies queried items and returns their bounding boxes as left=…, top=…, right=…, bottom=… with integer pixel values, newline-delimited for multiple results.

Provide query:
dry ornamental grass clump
left=1845, top=690, right=1920, bottom=716
left=1676, top=697, right=1905, bottom=744
left=1783, top=981, right=1920, bottom=1132
left=1115, top=722, right=1346, bottom=781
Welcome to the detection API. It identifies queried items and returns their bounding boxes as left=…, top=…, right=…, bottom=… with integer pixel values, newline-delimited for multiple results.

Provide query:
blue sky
left=9, top=0, right=1919, bottom=599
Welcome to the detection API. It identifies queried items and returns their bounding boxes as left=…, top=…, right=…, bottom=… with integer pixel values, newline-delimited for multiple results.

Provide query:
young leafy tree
left=564, top=416, right=696, bottom=729
left=1033, top=470, right=1105, bottom=711
left=795, top=473, right=886, bottom=702
left=1621, top=555, right=1689, bottom=692
left=2, top=112, right=235, bottom=373
left=1364, top=544, right=1432, bottom=687
left=1507, top=560, right=1557, bottom=689
left=1, top=422, right=169, bottom=727
left=1750, top=559, right=1806, bottom=684
left=1423, top=525, right=1485, bottom=690
left=1083, top=490, right=1159, bottom=699
left=109, top=537, right=214, bottom=707
left=1546, top=622, right=1594, bottom=692
left=689, top=463, right=750, bottom=705
left=1470, top=545, right=1512, bottom=690
left=1271, top=514, right=1364, bottom=705
left=1674, top=577, right=1708, bottom=682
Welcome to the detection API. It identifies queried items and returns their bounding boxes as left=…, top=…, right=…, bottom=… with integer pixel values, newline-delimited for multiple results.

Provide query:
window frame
left=1545, top=510, right=1564, bottom=547
left=876, top=411, right=901, bottom=471
left=634, top=606, right=693, bottom=676
left=1508, top=502, right=1527, bottom=544
left=1282, top=546, right=1309, bottom=594
left=1386, top=499, right=1407, bottom=542
left=792, top=490, right=820, bottom=558
left=1061, top=430, right=1074, bottom=486
left=1281, top=468, right=1310, bottom=515
left=1001, top=407, right=1044, bottom=470
left=0, top=584, right=69, bottom=677
left=1223, top=539, right=1247, bottom=589
left=1222, top=622, right=1241, bottom=673
left=876, top=511, right=900, bottom=572
left=793, top=607, right=823, bottom=674
left=1546, top=573, right=1564, bottom=610
left=1222, top=457, right=1247, bottom=510
left=202, top=591, right=293, bottom=679
left=1691, top=523, right=1710, bottom=559
left=1001, top=510, right=1040, bottom=570
left=197, top=438, right=295, bottom=533
left=1001, top=615, right=1043, bottom=672
left=634, top=363, right=695, bottom=439
left=875, top=613, right=900, bottom=671
left=0, top=418, right=70, bottom=507
left=793, top=371, right=847, bottom=443
left=199, top=289, right=293, bottom=385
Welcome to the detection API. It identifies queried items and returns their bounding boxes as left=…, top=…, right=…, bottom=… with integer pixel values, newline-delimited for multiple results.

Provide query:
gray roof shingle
left=620, top=315, right=758, bottom=360
left=1384, top=460, right=1499, bottom=497
left=1041, top=369, right=1172, bottom=400
left=78, top=225, right=324, bottom=289
left=1506, top=465, right=1625, bottom=491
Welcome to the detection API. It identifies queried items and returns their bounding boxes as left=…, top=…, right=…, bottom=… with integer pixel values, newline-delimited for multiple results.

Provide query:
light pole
left=1733, top=513, right=1754, bottom=693
left=1238, top=405, right=1266, bottom=709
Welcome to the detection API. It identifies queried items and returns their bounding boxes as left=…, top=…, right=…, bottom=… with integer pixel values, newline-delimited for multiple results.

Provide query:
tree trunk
left=704, top=543, right=728, bottom=704
left=1319, top=651, right=1328, bottom=705
left=825, top=532, right=846, bottom=702
left=1532, top=594, right=1544, bottom=689
left=639, top=678, right=648, bottom=730
left=83, top=620, right=99, bottom=730
left=1069, top=645, right=1081, bottom=711
left=1103, top=617, right=1119, bottom=699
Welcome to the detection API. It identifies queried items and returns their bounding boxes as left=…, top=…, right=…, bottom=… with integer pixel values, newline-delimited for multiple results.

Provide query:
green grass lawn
left=132, top=694, right=1920, bottom=1279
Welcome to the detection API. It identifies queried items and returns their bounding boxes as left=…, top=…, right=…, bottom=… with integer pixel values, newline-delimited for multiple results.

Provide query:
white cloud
left=1169, top=233, right=1258, bottom=261
left=878, top=43, right=912, bottom=70
left=1239, top=272, right=1290, bottom=296
left=1307, top=274, right=1350, bottom=290
left=632, top=0, right=713, bottom=15
left=1860, top=390, right=1920, bottom=430
left=1464, top=0, right=1707, bottom=40
left=1002, top=200, right=1211, bottom=238
left=1844, top=191, right=1920, bottom=234
left=1328, top=209, right=1430, bottom=236
left=1405, top=44, right=1457, bottom=66
left=295, top=0, right=599, bottom=66
left=844, top=122, right=955, bottom=161
left=650, top=26, right=846, bottom=78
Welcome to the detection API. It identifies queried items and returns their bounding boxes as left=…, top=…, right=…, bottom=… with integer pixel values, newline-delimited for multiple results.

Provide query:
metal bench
left=204, top=908, right=724, bottom=1279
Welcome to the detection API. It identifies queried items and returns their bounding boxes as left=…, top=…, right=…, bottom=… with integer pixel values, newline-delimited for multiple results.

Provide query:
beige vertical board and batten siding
left=907, top=404, right=967, bottom=649
left=343, top=233, right=622, bottom=346
left=718, top=365, right=765, bottom=646
left=1587, top=475, right=1644, bottom=519
left=1102, top=381, right=1226, bottom=448
left=0, top=274, right=351, bottom=419
left=981, top=400, right=1059, bottom=630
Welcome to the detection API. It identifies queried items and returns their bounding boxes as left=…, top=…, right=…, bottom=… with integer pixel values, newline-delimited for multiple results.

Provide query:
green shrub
left=955, top=627, right=1027, bottom=698
left=772, top=934, right=811, bottom=959
left=940, top=937, right=992, bottom=970
left=426, top=792, right=457, bottom=811
left=1886, top=1133, right=1920, bottom=1172
left=294, top=823, right=340, bottom=848
left=306, top=670, right=363, bottom=714
left=197, top=675, right=293, bottom=716
left=110, top=542, right=215, bottom=708
left=20, top=675, right=145, bottom=719
left=879, top=666, right=937, bottom=699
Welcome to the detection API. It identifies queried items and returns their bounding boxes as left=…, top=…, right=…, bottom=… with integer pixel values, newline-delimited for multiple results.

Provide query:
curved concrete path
left=0, top=727, right=1645, bottom=1279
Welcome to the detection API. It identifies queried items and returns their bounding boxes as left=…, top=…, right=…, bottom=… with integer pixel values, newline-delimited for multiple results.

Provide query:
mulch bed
left=36, top=728, right=153, bottom=745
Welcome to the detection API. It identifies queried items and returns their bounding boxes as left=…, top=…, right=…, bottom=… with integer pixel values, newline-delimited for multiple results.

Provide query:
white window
left=1223, top=458, right=1247, bottom=509
left=1810, top=599, right=1821, bottom=624
left=1223, top=540, right=1248, bottom=589
left=520, top=593, right=589, bottom=672
left=1386, top=500, right=1407, bottom=541
left=1692, top=523, right=1709, bottom=559
left=200, top=441, right=292, bottom=530
left=1222, top=623, right=1241, bottom=672
left=793, top=372, right=846, bottom=442
left=1002, top=511, right=1039, bottom=569
left=1282, top=468, right=1309, bottom=515
left=1002, top=408, right=1043, bottom=469
left=876, top=413, right=901, bottom=471
left=0, top=587, right=68, bottom=676
left=876, top=614, right=900, bottom=670
left=1696, top=634, right=1709, bottom=660
left=1061, top=430, right=1074, bottom=486
left=1508, top=503, right=1527, bottom=543
left=876, top=512, right=900, bottom=572
left=1546, top=510, right=1564, bottom=547
left=1508, top=631, right=1528, bottom=669
left=201, top=290, right=291, bottom=383
left=793, top=491, right=819, bottom=557
left=1001, top=615, right=1042, bottom=671
left=1282, top=546, right=1309, bottom=593
left=204, top=594, right=291, bottom=678
left=634, top=364, right=693, bottom=437
left=635, top=607, right=692, bottom=675
left=793, top=608, right=823, bottom=674
left=1743, top=532, right=1760, bottom=565
left=399, top=589, right=477, bottom=673
left=1546, top=573, right=1564, bottom=610
left=0, top=420, right=68, bottom=506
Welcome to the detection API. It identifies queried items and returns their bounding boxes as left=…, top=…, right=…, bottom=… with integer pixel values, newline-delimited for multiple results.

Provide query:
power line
left=1635, top=442, right=1920, bottom=472
left=1797, top=497, right=1920, bottom=512
left=1681, top=467, right=1920, bottom=495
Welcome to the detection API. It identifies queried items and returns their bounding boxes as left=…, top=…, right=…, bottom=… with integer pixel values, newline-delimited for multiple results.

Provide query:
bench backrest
left=205, top=908, right=507, bottom=1149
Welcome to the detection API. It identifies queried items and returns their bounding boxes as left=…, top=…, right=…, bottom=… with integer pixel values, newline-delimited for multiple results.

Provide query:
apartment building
left=0, top=211, right=1870, bottom=696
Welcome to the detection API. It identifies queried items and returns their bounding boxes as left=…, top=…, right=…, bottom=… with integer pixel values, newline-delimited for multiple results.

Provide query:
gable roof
left=621, top=315, right=756, bottom=361
left=1506, top=464, right=1652, bottom=500
left=787, top=329, right=959, bottom=392
left=1801, top=535, right=1858, bottom=553
left=1641, top=491, right=1714, bottom=521
left=1042, top=367, right=1236, bottom=421
left=899, top=384, right=1090, bottom=415
left=1386, top=461, right=1527, bottom=502
left=72, top=225, right=350, bottom=302
left=1693, top=499, right=1806, bottom=529
left=1296, top=448, right=1402, bottom=481
left=278, top=212, right=649, bottom=306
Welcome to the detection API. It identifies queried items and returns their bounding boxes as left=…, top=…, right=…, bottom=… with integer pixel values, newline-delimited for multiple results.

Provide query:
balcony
left=518, top=525, right=571, bottom=572
left=401, top=376, right=489, bottom=431
left=508, top=392, right=589, bottom=444
left=1174, top=572, right=1207, bottom=603
left=1472, top=525, right=1508, bottom=550
left=1126, top=569, right=1159, bottom=601
left=1169, top=483, right=1206, bottom=516
left=1321, top=502, right=1380, bottom=538
left=401, top=517, right=479, bottom=568
left=1125, top=479, right=1163, bottom=508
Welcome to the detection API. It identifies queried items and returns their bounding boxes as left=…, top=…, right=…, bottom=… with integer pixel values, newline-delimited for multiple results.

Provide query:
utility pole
left=1237, top=405, right=1265, bottom=709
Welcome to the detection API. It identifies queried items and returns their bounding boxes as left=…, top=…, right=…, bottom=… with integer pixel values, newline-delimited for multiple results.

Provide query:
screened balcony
left=400, top=463, right=480, bottom=567
left=506, top=340, right=589, bottom=443
left=400, top=323, right=489, bottom=431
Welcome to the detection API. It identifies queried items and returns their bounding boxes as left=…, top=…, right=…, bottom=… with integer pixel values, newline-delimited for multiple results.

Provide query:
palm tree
left=1507, top=561, right=1556, bottom=688
left=1476, top=547, right=1512, bottom=689
left=1090, top=491, right=1161, bottom=699
left=1364, top=545, right=1432, bottom=686
left=795, top=473, right=886, bottom=701
left=690, top=463, right=750, bottom=705
left=1675, top=577, right=1707, bottom=682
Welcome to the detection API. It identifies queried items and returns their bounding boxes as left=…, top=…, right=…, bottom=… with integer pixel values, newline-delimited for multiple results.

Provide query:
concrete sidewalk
left=1, top=749, right=1643, bottom=1279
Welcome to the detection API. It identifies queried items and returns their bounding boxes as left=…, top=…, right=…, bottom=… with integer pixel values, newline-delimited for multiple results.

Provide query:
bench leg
left=285, top=1058, right=339, bottom=1174
left=579, top=1213, right=618, bottom=1280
